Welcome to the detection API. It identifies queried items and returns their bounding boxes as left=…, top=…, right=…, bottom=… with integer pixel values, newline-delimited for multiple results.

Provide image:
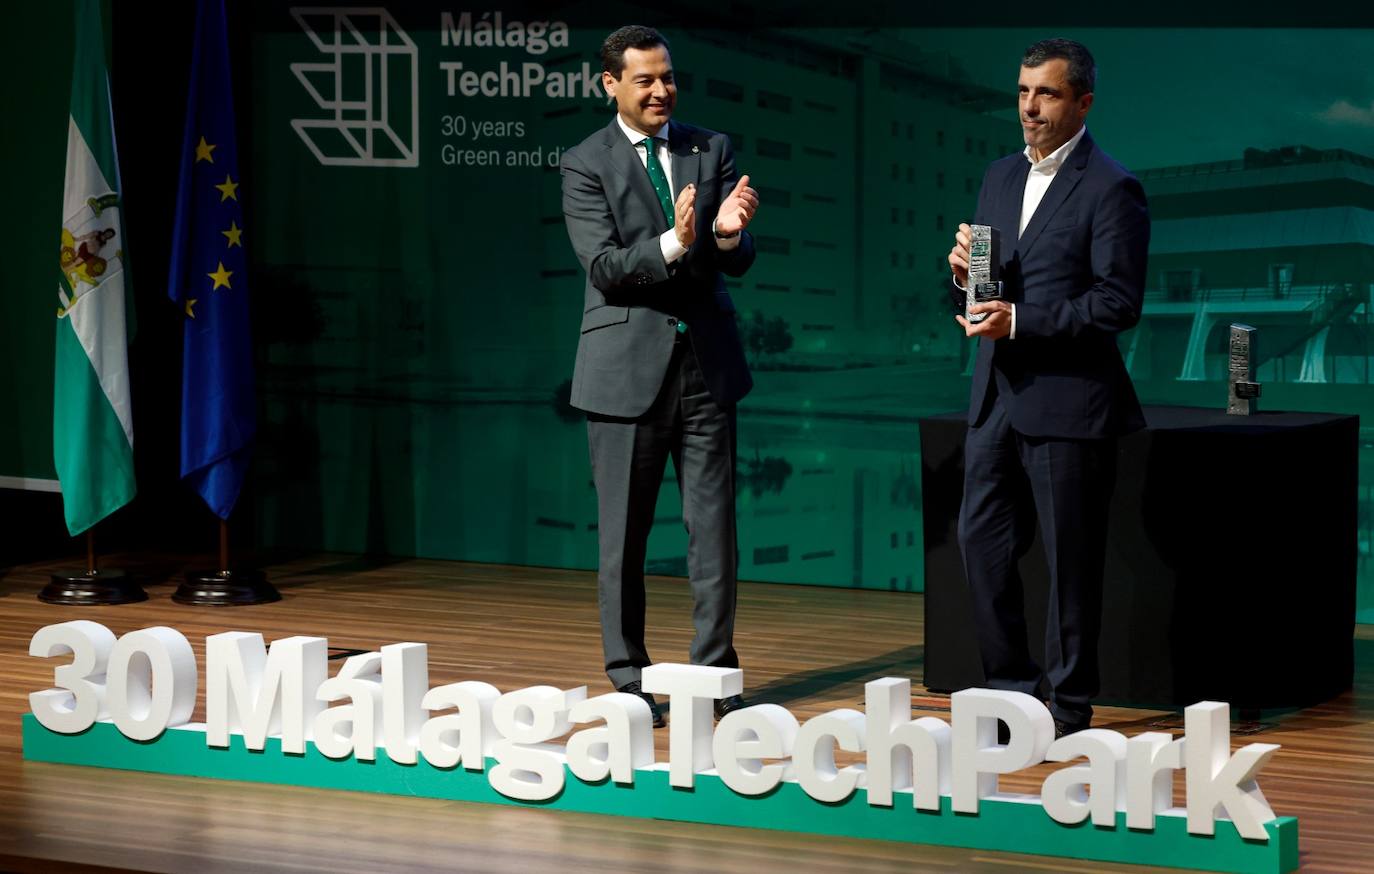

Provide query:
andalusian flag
left=54, top=0, right=135, bottom=536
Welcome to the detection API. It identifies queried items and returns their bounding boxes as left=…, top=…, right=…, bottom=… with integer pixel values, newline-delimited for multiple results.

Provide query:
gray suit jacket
left=560, top=117, right=754, bottom=418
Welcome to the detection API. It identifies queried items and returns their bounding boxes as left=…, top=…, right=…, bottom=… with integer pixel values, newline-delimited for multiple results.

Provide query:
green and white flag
left=54, top=0, right=135, bottom=536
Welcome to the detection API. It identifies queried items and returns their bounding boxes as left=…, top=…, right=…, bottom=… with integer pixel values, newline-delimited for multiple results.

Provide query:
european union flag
left=167, top=0, right=255, bottom=519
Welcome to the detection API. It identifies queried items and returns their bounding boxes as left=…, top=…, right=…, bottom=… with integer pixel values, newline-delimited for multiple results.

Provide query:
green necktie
left=639, top=137, right=674, bottom=226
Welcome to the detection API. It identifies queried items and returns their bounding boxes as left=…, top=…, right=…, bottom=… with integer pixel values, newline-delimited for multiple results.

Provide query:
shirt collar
left=616, top=113, right=669, bottom=146
left=1024, top=125, right=1086, bottom=172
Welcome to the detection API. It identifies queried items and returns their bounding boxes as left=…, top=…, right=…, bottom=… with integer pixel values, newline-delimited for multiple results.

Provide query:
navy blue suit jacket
left=966, top=130, right=1149, bottom=439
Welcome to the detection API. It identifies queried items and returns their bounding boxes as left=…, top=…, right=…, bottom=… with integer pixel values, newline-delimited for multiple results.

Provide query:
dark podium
left=920, top=405, right=1357, bottom=711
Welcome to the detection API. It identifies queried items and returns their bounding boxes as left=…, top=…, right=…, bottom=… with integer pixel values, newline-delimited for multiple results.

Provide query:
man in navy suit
left=948, top=38, right=1149, bottom=737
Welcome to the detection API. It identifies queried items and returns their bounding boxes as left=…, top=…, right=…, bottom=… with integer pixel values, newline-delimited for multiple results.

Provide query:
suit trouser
left=586, top=337, right=740, bottom=689
left=957, top=389, right=1117, bottom=724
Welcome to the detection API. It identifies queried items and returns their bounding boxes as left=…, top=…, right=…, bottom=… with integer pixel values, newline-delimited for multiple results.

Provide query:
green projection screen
left=6, top=10, right=1374, bottom=621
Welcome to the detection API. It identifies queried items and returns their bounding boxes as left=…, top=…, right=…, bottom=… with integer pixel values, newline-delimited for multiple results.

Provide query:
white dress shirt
left=1006, top=125, right=1087, bottom=338
left=1020, top=125, right=1085, bottom=236
left=614, top=113, right=740, bottom=265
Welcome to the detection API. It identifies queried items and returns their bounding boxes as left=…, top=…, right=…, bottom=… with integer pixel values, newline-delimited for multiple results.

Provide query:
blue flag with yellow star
left=167, top=0, right=255, bottom=520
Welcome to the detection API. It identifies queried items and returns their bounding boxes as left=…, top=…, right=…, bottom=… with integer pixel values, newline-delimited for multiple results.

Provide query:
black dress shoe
left=618, top=681, right=666, bottom=728
left=1054, top=717, right=1090, bottom=740
left=714, top=694, right=747, bottom=720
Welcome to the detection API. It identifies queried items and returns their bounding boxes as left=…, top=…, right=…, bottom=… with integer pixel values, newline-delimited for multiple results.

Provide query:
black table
left=920, top=405, right=1357, bottom=711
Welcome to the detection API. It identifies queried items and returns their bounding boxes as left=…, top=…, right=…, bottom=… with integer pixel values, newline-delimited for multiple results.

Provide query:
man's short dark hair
left=1022, top=38, right=1096, bottom=97
left=600, top=26, right=669, bottom=78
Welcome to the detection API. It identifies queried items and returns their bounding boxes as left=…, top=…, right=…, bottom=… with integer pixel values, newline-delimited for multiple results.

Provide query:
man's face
left=1018, top=58, right=1092, bottom=160
left=603, top=45, right=676, bottom=136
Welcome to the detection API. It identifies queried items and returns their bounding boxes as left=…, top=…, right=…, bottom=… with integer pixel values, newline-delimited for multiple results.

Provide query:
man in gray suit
left=560, top=25, right=759, bottom=726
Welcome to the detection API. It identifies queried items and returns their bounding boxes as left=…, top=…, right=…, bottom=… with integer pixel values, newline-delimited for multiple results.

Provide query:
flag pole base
left=38, top=569, right=148, bottom=605
left=172, top=569, right=280, bottom=606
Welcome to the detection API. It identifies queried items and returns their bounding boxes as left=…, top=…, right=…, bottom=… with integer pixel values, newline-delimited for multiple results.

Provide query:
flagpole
left=172, top=507, right=280, bottom=606
left=39, top=521, right=147, bottom=606
left=219, top=518, right=229, bottom=574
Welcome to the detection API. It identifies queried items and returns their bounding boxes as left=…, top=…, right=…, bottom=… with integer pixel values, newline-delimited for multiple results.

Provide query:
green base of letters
left=22, top=715, right=1298, bottom=874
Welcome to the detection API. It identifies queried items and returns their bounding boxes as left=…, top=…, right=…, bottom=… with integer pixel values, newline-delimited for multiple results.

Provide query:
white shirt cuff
left=1010, top=303, right=1017, bottom=339
left=713, top=218, right=742, bottom=251
left=660, top=229, right=687, bottom=263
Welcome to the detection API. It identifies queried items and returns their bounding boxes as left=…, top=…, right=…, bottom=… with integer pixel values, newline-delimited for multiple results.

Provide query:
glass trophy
left=1227, top=323, right=1262, bottom=415
left=966, top=224, right=1003, bottom=324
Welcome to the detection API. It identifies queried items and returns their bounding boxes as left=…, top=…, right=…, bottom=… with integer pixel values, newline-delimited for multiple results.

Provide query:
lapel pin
left=692, top=145, right=699, bottom=154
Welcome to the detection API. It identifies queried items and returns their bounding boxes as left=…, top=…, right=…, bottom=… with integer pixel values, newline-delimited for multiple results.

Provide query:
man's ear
left=602, top=70, right=618, bottom=99
left=1078, top=91, right=1094, bottom=120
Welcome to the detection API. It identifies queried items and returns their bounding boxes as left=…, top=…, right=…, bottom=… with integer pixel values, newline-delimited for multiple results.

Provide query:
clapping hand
left=715, top=175, right=759, bottom=237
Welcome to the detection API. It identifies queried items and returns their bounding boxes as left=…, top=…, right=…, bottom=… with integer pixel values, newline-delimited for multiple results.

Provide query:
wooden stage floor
left=0, top=553, right=1370, bottom=873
